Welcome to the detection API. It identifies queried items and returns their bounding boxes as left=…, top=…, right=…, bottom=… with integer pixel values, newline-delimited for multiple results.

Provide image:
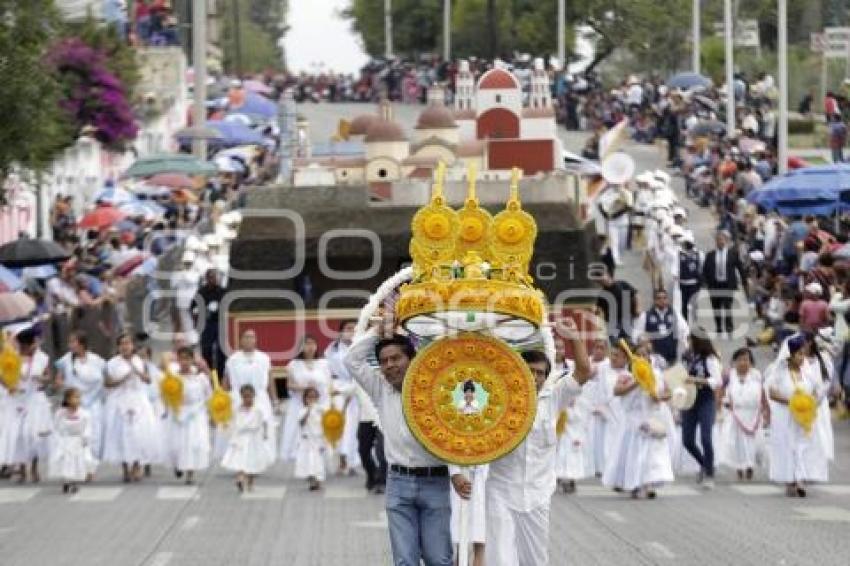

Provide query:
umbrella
left=746, top=164, right=850, bottom=216
left=243, top=79, right=274, bottom=96
left=667, top=72, right=713, bottom=91
left=214, top=154, right=247, bottom=174
left=228, top=91, right=277, bottom=119
left=115, top=254, right=148, bottom=277
left=0, top=291, right=36, bottom=324
left=93, top=185, right=137, bottom=205
left=0, top=239, right=70, bottom=268
left=172, top=189, right=199, bottom=204
left=692, top=94, right=719, bottom=113
left=688, top=120, right=726, bottom=137
left=119, top=200, right=166, bottom=219
left=131, top=256, right=159, bottom=278
left=19, top=265, right=57, bottom=280
left=0, top=265, right=24, bottom=293
left=147, top=172, right=194, bottom=189
left=78, top=206, right=128, bottom=230
left=179, top=120, right=264, bottom=148
left=123, top=154, right=217, bottom=178
left=131, top=184, right=172, bottom=198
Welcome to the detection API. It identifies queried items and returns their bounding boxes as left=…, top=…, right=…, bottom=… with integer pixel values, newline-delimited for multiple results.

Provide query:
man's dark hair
left=338, top=319, right=357, bottom=332
left=521, top=349, right=551, bottom=376
left=462, top=380, right=476, bottom=393
left=375, top=334, right=416, bottom=362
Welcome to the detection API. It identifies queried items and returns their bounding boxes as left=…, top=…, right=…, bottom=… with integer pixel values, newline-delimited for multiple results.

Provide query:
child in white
left=719, top=348, right=764, bottom=480
left=50, top=388, right=97, bottom=494
left=450, top=381, right=487, bottom=566
left=222, top=384, right=272, bottom=492
left=166, top=347, right=212, bottom=485
left=603, top=343, right=674, bottom=499
left=583, top=340, right=616, bottom=478
left=294, top=387, right=326, bottom=490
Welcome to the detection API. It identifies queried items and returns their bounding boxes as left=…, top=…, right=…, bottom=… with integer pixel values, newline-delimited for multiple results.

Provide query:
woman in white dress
left=0, top=329, right=52, bottom=483
left=450, top=381, right=487, bottom=566
left=766, top=334, right=830, bottom=497
left=103, top=333, right=158, bottom=483
left=280, top=336, right=331, bottom=461
left=325, top=320, right=360, bottom=474
left=293, top=386, right=326, bottom=490
left=719, top=348, right=764, bottom=480
left=49, top=388, right=97, bottom=494
left=603, top=343, right=674, bottom=499
left=555, top=389, right=588, bottom=494
left=582, top=340, right=616, bottom=478
left=55, top=332, right=106, bottom=465
left=166, top=347, right=212, bottom=485
left=804, top=334, right=836, bottom=465
left=222, top=384, right=272, bottom=492
left=139, top=346, right=166, bottom=474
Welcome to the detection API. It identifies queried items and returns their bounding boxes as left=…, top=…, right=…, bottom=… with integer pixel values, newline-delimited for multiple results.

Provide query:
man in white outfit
left=452, top=318, right=591, bottom=566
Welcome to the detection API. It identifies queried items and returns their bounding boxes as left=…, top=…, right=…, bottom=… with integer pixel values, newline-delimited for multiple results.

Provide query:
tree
left=0, top=1, right=73, bottom=196
left=221, top=0, right=285, bottom=74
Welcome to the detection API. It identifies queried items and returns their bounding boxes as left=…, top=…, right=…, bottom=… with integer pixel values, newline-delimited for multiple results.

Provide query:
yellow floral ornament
left=0, top=338, right=22, bottom=392
left=208, top=370, right=233, bottom=426
left=619, top=339, right=657, bottom=400
left=160, top=365, right=183, bottom=415
left=555, top=410, right=568, bottom=437
left=789, top=387, right=817, bottom=434
left=402, top=333, right=536, bottom=466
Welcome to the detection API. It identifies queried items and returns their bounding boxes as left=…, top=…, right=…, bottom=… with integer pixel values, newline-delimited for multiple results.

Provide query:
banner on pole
left=713, top=20, right=760, bottom=48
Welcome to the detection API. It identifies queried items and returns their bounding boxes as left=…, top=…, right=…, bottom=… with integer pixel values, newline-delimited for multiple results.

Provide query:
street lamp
left=384, top=0, right=393, bottom=59
left=444, top=0, right=451, bottom=62
left=778, top=0, right=788, bottom=174
left=558, top=0, right=566, bottom=70
left=724, top=0, right=735, bottom=137
left=192, top=0, right=207, bottom=159
left=692, top=0, right=700, bottom=74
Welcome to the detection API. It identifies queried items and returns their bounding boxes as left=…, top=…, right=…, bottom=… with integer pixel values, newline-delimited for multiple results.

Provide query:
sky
left=284, top=0, right=370, bottom=75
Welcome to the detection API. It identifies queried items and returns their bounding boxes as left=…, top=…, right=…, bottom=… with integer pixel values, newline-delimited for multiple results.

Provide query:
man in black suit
left=702, top=230, right=748, bottom=336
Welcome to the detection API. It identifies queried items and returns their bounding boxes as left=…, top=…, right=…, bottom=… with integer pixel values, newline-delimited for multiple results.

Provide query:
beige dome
left=349, top=114, right=377, bottom=136
left=365, top=118, right=407, bottom=143
left=416, top=105, right=457, bottom=129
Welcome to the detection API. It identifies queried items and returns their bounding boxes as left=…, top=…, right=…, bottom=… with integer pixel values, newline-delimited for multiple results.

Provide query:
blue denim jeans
left=681, top=387, right=716, bottom=477
left=386, top=471, right=452, bottom=566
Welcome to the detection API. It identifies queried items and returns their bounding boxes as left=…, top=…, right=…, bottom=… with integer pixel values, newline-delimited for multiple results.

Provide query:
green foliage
left=221, top=0, right=284, bottom=74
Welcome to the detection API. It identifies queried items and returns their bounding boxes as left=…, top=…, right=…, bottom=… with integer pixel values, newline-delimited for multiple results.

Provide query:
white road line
left=603, top=510, right=626, bottom=523
left=352, top=511, right=388, bottom=529
left=180, top=515, right=201, bottom=531
left=147, top=552, right=174, bottom=566
left=241, top=486, right=287, bottom=500
left=814, top=485, right=850, bottom=496
left=70, top=487, right=122, bottom=502
left=730, top=484, right=783, bottom=496
left=0, top=488, right=39, bottom=504
left=794, top=506, right=850, bottom=523
left=156, top=486, right=199, bottom=501
left=646, top=541, right=676, bottom=559
left=324, top=486, right=367, bottom=500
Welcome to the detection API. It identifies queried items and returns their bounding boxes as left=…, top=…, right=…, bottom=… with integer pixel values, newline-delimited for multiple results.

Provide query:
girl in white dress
left=603, top=343, right=674, bottom=499
left=766, top=335, right=830, bottom=497
left=294, top=387, right=326, bottom=490
left=804, top=334, right=836, bottom=465
left=0, top=329, right=52, bottom=483
left=50, top=388, right=97, bottom=494
left=583, top=340, right=616, bottom=478
left=555, top=386, right=588, bottom=494
left=103, top=334, right=158, bottom=483
left=222, top=384, right=272, bottom=492
left=55, top=332, right=106, bottom=465
left=325, top=320, right=361, bottom=474
left=139, top=346, right=166, bottom=475
left=719, top=348, right=764, bottom=480
left=450, top=381, right=487, bottom=566
left=280, top=336, right=331, bottom=461
left=166, top=347, right=212, bottom=485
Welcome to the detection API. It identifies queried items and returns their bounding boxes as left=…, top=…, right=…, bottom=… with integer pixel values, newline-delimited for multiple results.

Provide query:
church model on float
left=290, top=59, right=565, bottom=195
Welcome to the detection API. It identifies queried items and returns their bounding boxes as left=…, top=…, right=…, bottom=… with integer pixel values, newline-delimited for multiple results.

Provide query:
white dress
left=225, top=350, right=277, bottom=459
left=719, top=369, right=764, bottom=470
left=450, top=401, right=488, bottom=545
left=293, top=405, right=327, bottom=480
left=806, top=355, right=835, bottom=463
left=221, top=405, right=273, bottom=474
left=582, top=359, right=617, bottom=477
left=166, top=373, right=212, bottom=471
left=56, top=352, right=106, bottom=458
left=280, top=359, right=331, bottom=461
left=49, top=408, right=97, bottom=482
left=766, top=361, right=829, bottom=483
left=555, top=395, right=588, bottom=481
left=0, top=350, right=52, bottom=466
left=326, top=340, right=361, bottom=468
left=603, top=373, right=675, bottom=491
left=102, top=355, right=159, bottom=465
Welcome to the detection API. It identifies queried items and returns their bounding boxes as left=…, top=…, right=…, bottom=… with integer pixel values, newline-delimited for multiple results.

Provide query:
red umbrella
left=0, top=291, right=36, bottom=324
left=147, top=172, right=194, bottom=189
left=78, top=206, right=128, bottom=230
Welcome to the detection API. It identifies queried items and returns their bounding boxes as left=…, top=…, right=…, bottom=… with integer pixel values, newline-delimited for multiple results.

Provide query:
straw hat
left=664, top=364, right=696, bottom=410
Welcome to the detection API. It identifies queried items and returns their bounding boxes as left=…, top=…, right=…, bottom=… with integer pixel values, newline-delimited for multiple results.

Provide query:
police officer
left=677, top=231, right=703, bottom=323
left=632, top=289, right=690, bottom=367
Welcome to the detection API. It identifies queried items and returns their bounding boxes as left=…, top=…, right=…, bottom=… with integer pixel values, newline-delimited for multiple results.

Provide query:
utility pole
left=724, top=0, right=735, bottom=136
left=778, top=0, right=788, bottom=174
left=232, top=0, right=243, bottom=77
left=443, top=0, right=451, bottom=62
left=192, top=0, right=207, bottom=159
left=557, top=0, right=566, bottom=69
left=692, top=0, right=700, bottom=74
left=384, top=0, right=393, bottom=58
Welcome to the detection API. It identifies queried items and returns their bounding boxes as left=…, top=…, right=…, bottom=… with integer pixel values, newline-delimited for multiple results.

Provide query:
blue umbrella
left=94, top=185, right=137, bottom=205
left=177, top=120, right=264, bottom=148
left=0, top=265, right=24, bottom=292
left=228, top=91, right=277, bottom=119
left=746, top=164, right=850, bottom=215
left=119, top=200, right=166, bottom=219
left=667, top=72, right=713, bottom=90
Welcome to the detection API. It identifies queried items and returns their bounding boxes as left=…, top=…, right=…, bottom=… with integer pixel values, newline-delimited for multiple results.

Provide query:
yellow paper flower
left=207, top=370, right=233, bottom=426
left=159, top=369, right=183, bottom=415
left=322, top=407, right=345, bottom=447
left=619, top=340, right=657, bottom=400
left=556, top=410, right=568, bottom=437
left=789, top=388, right=818, bottom=434
left=0, top=341, right=22, bottom=392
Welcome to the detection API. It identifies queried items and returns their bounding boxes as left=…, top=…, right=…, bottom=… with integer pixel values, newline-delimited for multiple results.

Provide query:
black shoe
left=745, top=337, right=757, bottom=348
left=62, top=483, right=70, bottom=494
left=236, top=480, right=244, bottom=493
left=174, top=468, right=183, bottom=479
left=372, top=485, right=385, bottom=495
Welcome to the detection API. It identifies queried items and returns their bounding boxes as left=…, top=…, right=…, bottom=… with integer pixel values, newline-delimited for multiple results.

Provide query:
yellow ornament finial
left=432, top=161, right=447, bottom=205
left=508, top=167, right=523, bottom=210
left=466, top=162, right=478, bottom=206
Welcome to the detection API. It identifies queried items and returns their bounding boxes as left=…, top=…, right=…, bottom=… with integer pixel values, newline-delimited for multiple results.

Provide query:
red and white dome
left=477, top=68, right=521, bottom=90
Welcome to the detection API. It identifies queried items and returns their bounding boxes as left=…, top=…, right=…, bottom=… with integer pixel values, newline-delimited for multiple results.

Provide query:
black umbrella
left=0, top=238, right=71, bottom=268
left=689, top=120, right=726, bottom=137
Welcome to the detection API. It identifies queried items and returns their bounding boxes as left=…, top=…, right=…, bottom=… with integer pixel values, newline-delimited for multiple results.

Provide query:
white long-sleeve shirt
left=344, top=329, right=442, bottom=468
left=486, top=372, right=583, bottom=512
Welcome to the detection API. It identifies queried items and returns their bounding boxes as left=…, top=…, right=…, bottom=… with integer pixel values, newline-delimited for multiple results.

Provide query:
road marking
left=814, top=485, right=850, bottom=496
left=603, top=510, right=626, bottom=523
left=0, top=488, right=39, bottom=504
left=646, top=541, right=676, bottom=559
left=659, top=485, right=700, bottom=497
left=324, top=486, right=367, bottom=500
left=70, top=487, right=122, bottom=502
left=730, top=484, right=783, bottom=496
left=180, top=515, right=201, bottom=531
left=794, top=506, right=850, bottom=523
left=156, top=486, right=199, bottom=501
left=146, top=551, right=174, bottom=566
left=352, top=511, right=388, bottom=529
left=241, top=486, right=287, bottom=501
left=574, top=485, right=619, bottom=498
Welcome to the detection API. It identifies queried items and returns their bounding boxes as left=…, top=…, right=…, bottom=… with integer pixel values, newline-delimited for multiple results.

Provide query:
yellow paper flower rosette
left=789, top=388, right=817, bottom=434
left=0, top=340, right=22, bottom=392
left=208, top=370, right=233, bottom=426
left=619, top=340, right=657, bottom=400
left=160, top=367, right=183, bottom=414
left=322, top=407, right=345, bottom=447
left=555, top=410, right=568, bottom=437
